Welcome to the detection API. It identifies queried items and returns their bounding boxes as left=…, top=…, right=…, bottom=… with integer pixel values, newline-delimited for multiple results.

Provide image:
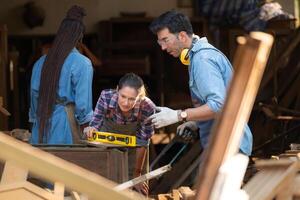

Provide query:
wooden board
left=0, top=25, right=8, bottom=130
left=0, top=133, right=144, bottom=200
left=194, top=32, right=274, bottom=200
left=0, top=181, right=61, bottom=200
left=243, top=160, right=299, bottom=200
left=39, top=145, right=128, bottom=183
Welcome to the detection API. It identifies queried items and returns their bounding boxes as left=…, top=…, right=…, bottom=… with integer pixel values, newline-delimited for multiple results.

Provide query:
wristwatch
left=178, top=110, right=188, bottom=122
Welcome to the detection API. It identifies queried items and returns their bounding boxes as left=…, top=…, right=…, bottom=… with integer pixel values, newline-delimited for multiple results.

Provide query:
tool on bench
left=88, top=131, right=137, bottom=147
left=115, top=135, right=188, bottom=190
left=115, top=165, right=172, bottom=191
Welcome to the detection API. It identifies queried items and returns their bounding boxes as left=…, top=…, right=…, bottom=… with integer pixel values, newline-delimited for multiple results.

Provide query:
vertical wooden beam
left=70, top=191, right=81, bottom=200
left=194, top=32, right=274, bottom=200
left=54, top=182, right=65, bottom=200
left=0, top=25, right=8, bottom=130
left=8, top=52, right=21, bottom=128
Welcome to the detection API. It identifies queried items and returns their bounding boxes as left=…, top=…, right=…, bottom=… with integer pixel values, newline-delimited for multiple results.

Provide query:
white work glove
left=177, top=121, right=198, bottom=142
left=148, top=106, right=179, bottom=128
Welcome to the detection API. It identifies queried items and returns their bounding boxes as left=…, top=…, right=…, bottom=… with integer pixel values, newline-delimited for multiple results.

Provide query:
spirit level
left=88, top=131, right=136, bottom=147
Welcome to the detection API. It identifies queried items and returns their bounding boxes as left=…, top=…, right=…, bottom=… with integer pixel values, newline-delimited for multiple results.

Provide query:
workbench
left=36, top=144, right=129, bottom=183
left=0, top=144, right=129, bottom=184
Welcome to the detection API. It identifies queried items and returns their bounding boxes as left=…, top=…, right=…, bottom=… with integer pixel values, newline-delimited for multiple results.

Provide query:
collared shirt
left=29, top=48, right=93, bottom=144
left=90, top=89, right=156, bottom=141
left=189, top=37, right=253, bottom=155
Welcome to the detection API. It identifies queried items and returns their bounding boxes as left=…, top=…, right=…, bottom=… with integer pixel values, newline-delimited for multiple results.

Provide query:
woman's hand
left=133, top=182, right=149, bottom=196
left=83, top=126, right=97, bottom=139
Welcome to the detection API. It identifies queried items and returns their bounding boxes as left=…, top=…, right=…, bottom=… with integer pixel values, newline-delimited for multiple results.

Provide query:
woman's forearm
left=134, top=147, right=147, bottom=177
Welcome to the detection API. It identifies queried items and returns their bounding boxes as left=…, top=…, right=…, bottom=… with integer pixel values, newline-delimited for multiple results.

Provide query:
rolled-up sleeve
left=138, top=99, right=156, bottom=141
left=192, top=57, right=226, bottom=113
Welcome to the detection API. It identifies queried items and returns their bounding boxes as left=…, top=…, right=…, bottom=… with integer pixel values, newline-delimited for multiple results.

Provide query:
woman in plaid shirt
left=85, top=73, right=155, bottom=195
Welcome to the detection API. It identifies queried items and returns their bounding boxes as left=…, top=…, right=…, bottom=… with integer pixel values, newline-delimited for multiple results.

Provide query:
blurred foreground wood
left=0, top=132, right=145, bottom=200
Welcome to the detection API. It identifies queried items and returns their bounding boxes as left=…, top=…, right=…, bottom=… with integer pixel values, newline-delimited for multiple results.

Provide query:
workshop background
left=0, top=0, right=300, bottom=196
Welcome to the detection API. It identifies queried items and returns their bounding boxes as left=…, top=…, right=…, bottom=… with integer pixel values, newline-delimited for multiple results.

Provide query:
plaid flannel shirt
left=89, top=89, right=155, bottom=141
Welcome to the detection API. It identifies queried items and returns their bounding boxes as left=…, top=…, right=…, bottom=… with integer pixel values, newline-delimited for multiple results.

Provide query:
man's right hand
left=83, top=126, right=97, bottom=139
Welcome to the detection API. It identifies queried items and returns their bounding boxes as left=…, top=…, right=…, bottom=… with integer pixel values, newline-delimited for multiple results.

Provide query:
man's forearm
left=185, top=104, right=216, bottom=121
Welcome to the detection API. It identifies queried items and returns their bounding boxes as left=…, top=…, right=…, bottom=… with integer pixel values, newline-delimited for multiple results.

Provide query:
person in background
left=148, top=10, right=252, bottom=156
left=29, top=5, right=93, bottom=144
left=85, top=73, right=156, bottom=195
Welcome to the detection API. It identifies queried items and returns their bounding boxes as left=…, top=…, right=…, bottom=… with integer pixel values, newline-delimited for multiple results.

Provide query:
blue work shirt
left=189, top=37, right=253, bottom=155
left=29, top=48, right=93, bottom=144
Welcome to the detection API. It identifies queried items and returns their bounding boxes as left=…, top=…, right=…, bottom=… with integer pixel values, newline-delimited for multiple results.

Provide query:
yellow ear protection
left=179, top=36, right=199, bottom=66
left=180, top=48, right=191, bottom=65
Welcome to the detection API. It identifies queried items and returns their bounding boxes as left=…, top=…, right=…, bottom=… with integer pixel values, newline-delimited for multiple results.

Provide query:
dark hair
left=149, top=10, right=193, bottom=36
left=118, top=73, right=146, bottom=98
left=36, top=5, right=86, bottom=142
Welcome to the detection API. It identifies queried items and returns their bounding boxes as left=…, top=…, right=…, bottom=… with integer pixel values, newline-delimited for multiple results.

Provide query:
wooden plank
left=243, top=161, right=299, bottom=200
left=40, top=146, right=128, bottom=183
left=70, top=191, right=81, bottom=200
left=0, top=25, right=8, bottom=130
left=172, top=189, right=181, bottom=200
left=8, top=52, right=21, bottom=128
left=276, top=177, right=293, bottom=200
left=54, top=182, right=64, bottom=200
left=178, top=187, right=195, bottom=200
left=0, top=181, right=61, bottom=200
left=194, top=32, right=274, bottom=200
left=115, top=165, right=171, bottom=191
left=255, top=159, right=294, bottom=168
left=293, top=175, right=300, bottom=197
left=0, top=133, right=144, bottom=200
left=244, top=169, right=284, bottom=199
left=1, top=160, right=28, bottom=184
left=110, top=147, right=128, bottom=182
left=157, top=193, right=172, bottom=200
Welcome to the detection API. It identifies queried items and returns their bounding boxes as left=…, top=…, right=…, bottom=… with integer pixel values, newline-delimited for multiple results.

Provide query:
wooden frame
left=0, top=133, right=144, bottom=200
left=243, top=159, right=300, bottom=200
left=194, top=32, right=274, bottom=200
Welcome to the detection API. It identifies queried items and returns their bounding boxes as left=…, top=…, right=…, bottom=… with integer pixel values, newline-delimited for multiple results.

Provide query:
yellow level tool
left=88, top=131, right=136, bottom=147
